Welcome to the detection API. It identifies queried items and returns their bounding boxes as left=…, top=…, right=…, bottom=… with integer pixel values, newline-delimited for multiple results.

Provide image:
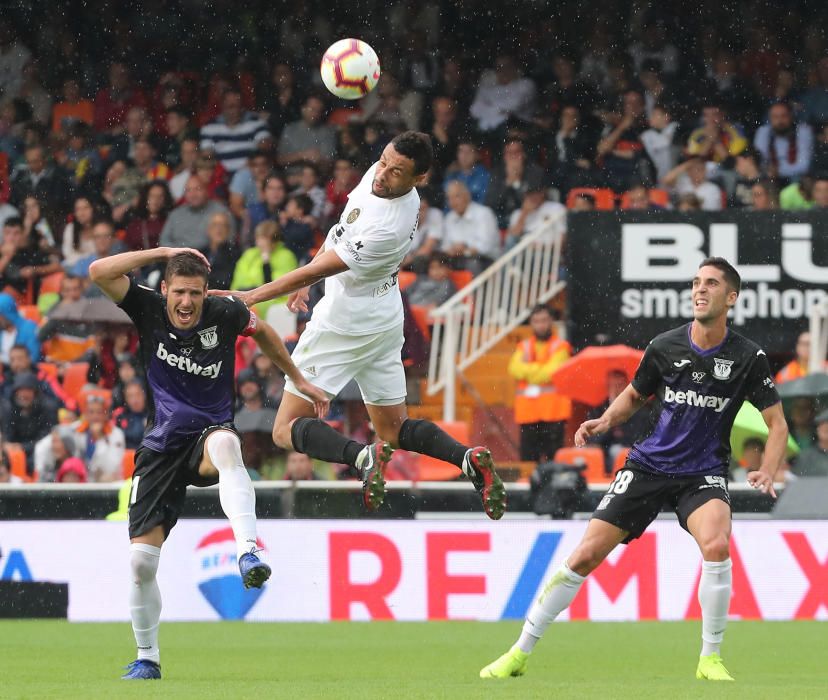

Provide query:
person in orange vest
left=507, top=304, right=572, bottom=461
left=775, top=331, right=823, bottom=384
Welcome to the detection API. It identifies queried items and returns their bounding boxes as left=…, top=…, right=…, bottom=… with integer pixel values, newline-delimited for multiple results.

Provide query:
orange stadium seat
left=37, top=362, right=60, bottom=380
left=566, top=187, right=616, bottom=210
left=18, top=305, right=42, bottom=323
left=449, top=270, right=473, bottom=291
left=62, top=362, right=91, bottom=400
left=613, top=447, right=632, bottom=475
left=554, top=446, right=610, bottom=484
left=6, top=445, right=32, bottom=483
left=398, top=271, right=416, bottom=291
left=409, top=304, right=431, bottom=340
left=40, top=272, right=65, bottom=295
left=122, top=449, right=136, bottom=479
left=415, top=421, right=471, bottom=481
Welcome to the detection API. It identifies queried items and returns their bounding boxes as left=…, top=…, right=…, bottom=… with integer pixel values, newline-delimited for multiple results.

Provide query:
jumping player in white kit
left=214, top=132, right=506, bottom=519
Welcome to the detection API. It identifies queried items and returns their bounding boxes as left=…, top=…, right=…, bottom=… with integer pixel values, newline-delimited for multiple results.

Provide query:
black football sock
left=291, top=417, right=364, bottom=468
left=397, top=418, right=468, bottom=468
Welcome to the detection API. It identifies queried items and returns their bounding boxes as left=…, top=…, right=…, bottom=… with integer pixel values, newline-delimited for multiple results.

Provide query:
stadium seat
left=62, top=362, right=91, bottom=400
left=39, top=272, right=64, bottom=295
left=449, top=270, right=473, bottom=291
left=122, top=449, right=136, bottom=479
left=553, top=446, right=610, bottom=484
left=6, top=445, right=32, bottom=483
left=398, top=271, right=416, bottom=291
left=409, top=304, right=431, bottom=340
left=79, top=388, right=112, bottom=412
left=566, top=187, right=616, bottom=210
left=613, top=447, right=631, bottom=475
left=17, top=305, right=42, bottom=323
left=414, top=420, right=471, bottom=481
left=37, top=362, right=60, bottom=380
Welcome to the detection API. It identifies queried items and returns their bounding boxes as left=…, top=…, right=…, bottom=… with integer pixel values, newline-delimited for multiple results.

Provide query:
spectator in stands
left=57, top=122, right=102, bottom=189
left=248, top=172, right=288, bottom=237
left=788, top=397, right=816, bottom=451
left=22, top=195, right=55, bottom=248
left=65, top=220, right=117, bottom=278
left=811, top=123, right=828, bottom=176
left=0, top=199, right=19, bottom=232
left=93, top=61, right=147, bottom=135
left=9, top=145, right=70, bottom=225
left=812, top=176, right=828, bottom=209
left=662, top=157, right=723, bottom=211
left=621, top=183, right=663, bottom=211
left=123, top=180, right=174, bottom=252
left=278, top=194, right=315, bottom=262
left=0, top=448, right=22, bottom=483
left=131, top=137, right=170, bottom=182
left=597, top=90, right=652, bottom=192
left=231, top=220, right=298, bottom=317
left=101, top=160, right=142, bottom=224
left=776, top=331, right=814, bottom=384
left=802, top=57, right=828, bottom=126
left=0, top=343, right=67, bottom=406
left=485, top=138, right=545, bottom=228
left=754, top=101, right=814, bottom=184
left=168, top=137, right=199, bottom=201
left=277, top=94, right=337, bottom=172
left=470, top=54, right=536, bottom=140
left=676, top=193, right=702, bottom=211
left=194, top=152, right=229, bottom=201
left=260, top=61, right=304, bottom=140
left=403, top=192, right=443, bottom=271
left=234, top=371, right=278, bottom=471
left=51, top=77, right=94, bottom=134
left=249, top=352, right=286, bottom=406
left=107, top=106, right=152, bottom=164
left=284, top=451, right=319, bottom=480
left=791, top=410, right=828, bottom=477
left=588, top=369, right=652, bottom=467
left=0, top=217, right=60, bottom=299
left=507, top=304, right=572, bottom=462
left=112, top=380, right=148, bottom=450
left=780, top=174, right=815, bottom=210
left=544, top=104, right=599, bottom=195
left=629, top=18, right=680, bottom=76
left=56, top=456, right=88, bottom=483
left=570, top=192, right=596, bottom=211
left=708, top=49, right=762, bottom=131
left=72, top=394, right=126, bottom=483
left=505, top=186, right=566, bottom=249
left=0, top=18, right=31, bottom=98
left=291, top=164, right=326, bottom=221
left=201, top=89, right=271, bottom=175
left=37, top=275, right=95, bottom=363
left=110, top=356, right=139, bottom=409
left=229, top=152, right=270, bottom=219
left=442, top=180, right=500, bottom=275
left=160, top=175, right=234, bottom=250
left=731, top=437, right=764, bottom=483
left=360, top=72, right=413, bottom=134
left=161, top=106, right=197, bottom=169
left=1, top=372, right=57, bottom=473
left=201, top=211, right=240, bottom=290
left=406, top=253, right=457, bottom=309
left=730, top=150, right=763, bottom=208
left=686, top=102, right=748, bottom=163
left=428, top=96, right=462, bottom=187
left=34, top=426, right=78, bottom=482
left=443, top=140, right=490, bottom=205
left=749, top=180, right=779, bottom=210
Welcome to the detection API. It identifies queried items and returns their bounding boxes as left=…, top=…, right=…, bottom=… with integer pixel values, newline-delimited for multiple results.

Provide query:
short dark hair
left=3, top=216, right=23, bottom=229
left=391, top=131, right=433, bottom=175
left=166, top=105, right=191, bottom=120
left=10, top=343, right=30, bottom=356
left=529, top=303, right=554, bottom=319
left=288, top=193, right=313, bottom=216
left=165, top=251, right=209, bottom=285
left=699, top=256, right=741, bottom=295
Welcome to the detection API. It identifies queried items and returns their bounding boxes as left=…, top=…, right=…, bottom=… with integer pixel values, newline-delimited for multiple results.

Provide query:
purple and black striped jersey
left=118, top=279, right=254, bottom=451
left=629, top=323, right=780, bottom=478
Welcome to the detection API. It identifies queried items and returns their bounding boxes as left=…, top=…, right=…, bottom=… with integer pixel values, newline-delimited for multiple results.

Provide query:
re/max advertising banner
left=566, top=211, right=828, bottom=353
left=1, top=520, right=826, bottom=622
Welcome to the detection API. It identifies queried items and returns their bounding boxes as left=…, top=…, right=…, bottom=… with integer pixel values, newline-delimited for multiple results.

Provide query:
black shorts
left=128, top=423, right=239, bottom=540
left=591, top=460, right=731, bottom=544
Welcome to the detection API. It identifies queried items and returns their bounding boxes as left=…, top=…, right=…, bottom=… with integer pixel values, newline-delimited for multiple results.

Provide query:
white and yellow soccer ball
left=320, top=38, right=380, bottom=100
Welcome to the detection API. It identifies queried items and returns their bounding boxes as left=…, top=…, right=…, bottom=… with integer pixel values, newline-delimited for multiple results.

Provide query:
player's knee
left=206, top=430, right=244, bottom=472
left=130, top=550, right=159, bottom=585
left=567, top=545, right=605, bottom=576
left=273, top=418, right=294, bottom=450
left=700, top=534, right=730, bottom=562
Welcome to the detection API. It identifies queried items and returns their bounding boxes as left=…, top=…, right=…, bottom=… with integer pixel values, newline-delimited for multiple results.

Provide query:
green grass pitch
left=2, top=620, right=824, bottom=699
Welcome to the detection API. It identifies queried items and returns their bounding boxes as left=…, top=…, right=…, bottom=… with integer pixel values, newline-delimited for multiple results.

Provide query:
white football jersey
left=311, top=163, right=420, bottom=335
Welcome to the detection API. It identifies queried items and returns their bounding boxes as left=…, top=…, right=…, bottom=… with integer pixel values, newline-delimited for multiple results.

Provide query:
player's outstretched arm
left=574, top=384, right=648, bottom=447
left=747, top=402, right=789, bottom=499
left=211, top=249, right=348, bottom=307
left=89, top=247, right=211, bottom=303
left=251, top=321, right=330, bottom=418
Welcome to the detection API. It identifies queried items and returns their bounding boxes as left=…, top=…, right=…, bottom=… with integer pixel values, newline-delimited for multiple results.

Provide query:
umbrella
left=776, top=373, right=828, bottom=400
left=48, top=298, right=132, bottom=325
left=550, top=345, right=644, bottom=407
left=730, top=401, right=800, bottom=461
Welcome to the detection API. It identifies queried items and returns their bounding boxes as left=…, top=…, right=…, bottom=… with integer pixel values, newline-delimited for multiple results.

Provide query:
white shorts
left=284, top=321, right=406, bottom=406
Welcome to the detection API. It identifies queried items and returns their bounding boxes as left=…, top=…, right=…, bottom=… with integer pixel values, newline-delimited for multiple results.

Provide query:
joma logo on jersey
left=156, top=343, right=222, bottom=378
left=663, top=386, right=730, bottom=413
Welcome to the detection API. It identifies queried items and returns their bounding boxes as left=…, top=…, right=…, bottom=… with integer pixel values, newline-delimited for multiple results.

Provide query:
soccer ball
left=320, top=38, right=380, bottom=100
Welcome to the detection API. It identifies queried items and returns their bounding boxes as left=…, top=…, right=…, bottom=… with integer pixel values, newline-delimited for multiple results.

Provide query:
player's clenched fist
left=574, top=418, right=610, bottom=447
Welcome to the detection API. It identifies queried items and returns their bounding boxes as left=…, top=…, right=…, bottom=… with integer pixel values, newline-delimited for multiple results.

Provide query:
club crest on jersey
left=198, top=326, right=218, bottom=349
left=713, top=357, right=733, bottom=380
left=346, top=208, right=361, bottom=224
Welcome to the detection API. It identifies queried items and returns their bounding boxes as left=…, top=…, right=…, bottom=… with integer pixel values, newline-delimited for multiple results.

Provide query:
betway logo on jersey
left=663, top=386, right=730, bottom=413
left=156, top=343, right=222, bottom=378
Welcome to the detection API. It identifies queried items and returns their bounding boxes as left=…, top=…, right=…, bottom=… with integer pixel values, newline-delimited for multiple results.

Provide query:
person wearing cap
left=56, top=456, right=88, bottom=483
left=791, top=410, right=828, bottom=477
left=0, top=372, right=58, bottom=474
left=504, top=186, right=566, bottom=250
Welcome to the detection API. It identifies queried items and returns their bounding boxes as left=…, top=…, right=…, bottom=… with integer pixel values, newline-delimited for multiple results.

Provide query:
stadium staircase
left=407, top=211, right=567, bottom=465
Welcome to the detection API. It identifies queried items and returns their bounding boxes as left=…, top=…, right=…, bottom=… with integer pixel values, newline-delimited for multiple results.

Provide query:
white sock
left=207, top=431, right=259, bottom=561
left=129, top=543, right=162, bottom=664
left=699, top=558, right=732, bottom=657
left=518, top=561, right=586, bottom=653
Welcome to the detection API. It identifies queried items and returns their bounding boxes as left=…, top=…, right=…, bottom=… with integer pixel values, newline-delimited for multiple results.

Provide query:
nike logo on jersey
left=156, top=343, right=222, bottom=378
left=673, top=359, right=691, bottom=368
left=664, top=386, right=730, bottom=413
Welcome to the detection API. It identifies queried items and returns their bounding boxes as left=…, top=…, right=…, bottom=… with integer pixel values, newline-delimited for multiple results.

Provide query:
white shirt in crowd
left=508, top=201, right=567, bottom=238
left=410, top=206, right=444, bottom=251
left=675, top=174, right=723, bottom=211
left=313, top=163, right=420, bottom=336
left=470, top=70, right=536, bottom=131
left=641, top=122, right=679, bottom=183
left=443, top=201, right=501, bottom=259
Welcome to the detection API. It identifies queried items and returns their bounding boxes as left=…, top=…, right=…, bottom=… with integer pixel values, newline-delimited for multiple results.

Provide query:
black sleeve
left=631, top=341, right=662, bottom=398
left=117, top=278, right=161, bottom=331
left=745, top=350, right=781, bottom=411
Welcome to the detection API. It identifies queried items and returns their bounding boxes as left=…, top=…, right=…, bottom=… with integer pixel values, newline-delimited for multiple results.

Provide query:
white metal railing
left=426, top=210, right=567, bottom=420
left=808, top=298, right=828, bottom=373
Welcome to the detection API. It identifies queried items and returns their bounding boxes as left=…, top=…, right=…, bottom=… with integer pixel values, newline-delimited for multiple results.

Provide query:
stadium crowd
left=1, top=1, right=828, bottom=483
